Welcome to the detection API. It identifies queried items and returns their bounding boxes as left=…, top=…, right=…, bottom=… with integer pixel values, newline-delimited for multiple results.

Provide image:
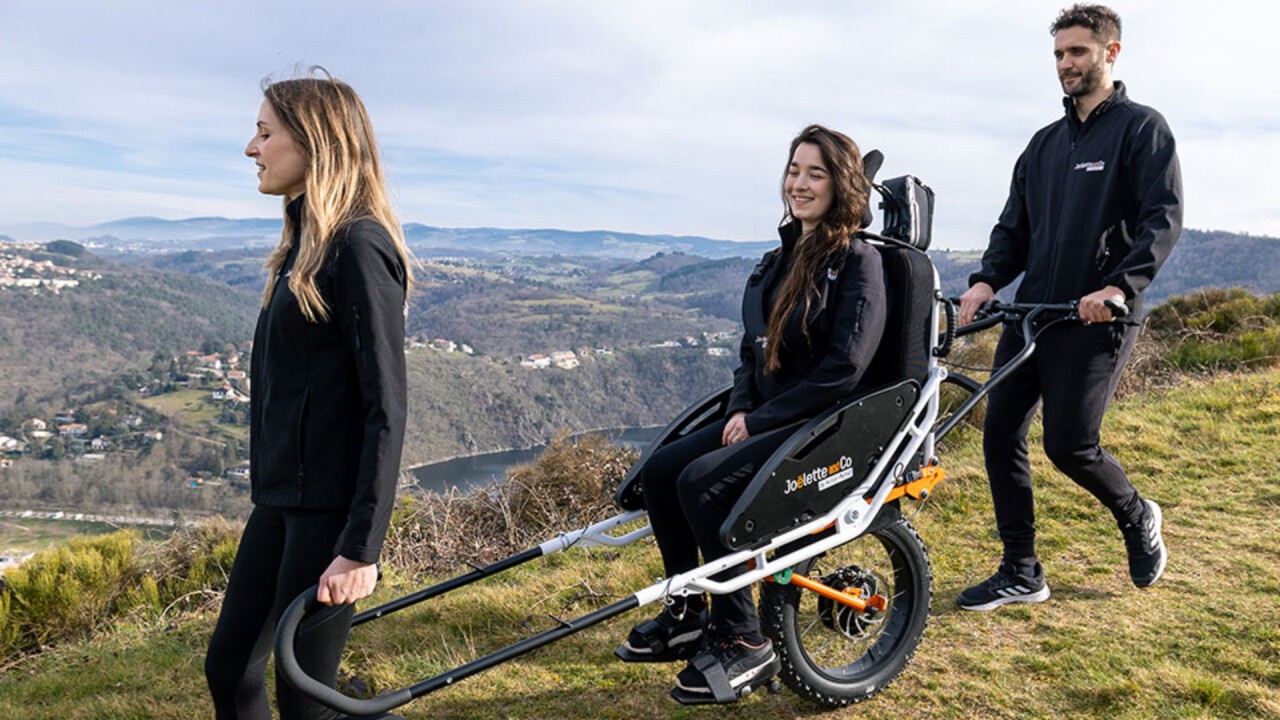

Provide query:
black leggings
left=206, top=505, right=354, bottom=720
left=983, top=321, right=1144, bottom=564
left=640, top=420, right=798, bottom=637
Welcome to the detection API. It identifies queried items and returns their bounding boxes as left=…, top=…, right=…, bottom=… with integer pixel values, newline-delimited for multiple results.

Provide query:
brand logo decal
left=755, top=335, right=767, bottom=348
left=1073, top=160, right=1106, bottom=172
left=783, top=455, right=855, bottom=495
left=827, top=267, right=839, bottom=281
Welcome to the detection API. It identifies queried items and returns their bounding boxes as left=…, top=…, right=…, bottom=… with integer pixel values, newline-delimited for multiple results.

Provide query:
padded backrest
left=863, top=241, right=935, bottom=387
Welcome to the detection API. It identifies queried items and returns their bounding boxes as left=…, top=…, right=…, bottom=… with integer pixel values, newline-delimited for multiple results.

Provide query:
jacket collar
left=286, top=194, right=305, bottom=225
left=1063, top=80, right=1128, bottom=129
left=777, top=220, right=803, bottom=255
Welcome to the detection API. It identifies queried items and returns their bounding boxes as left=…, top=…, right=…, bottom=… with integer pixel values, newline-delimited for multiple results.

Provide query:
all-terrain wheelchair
left=275, top=154, right=1125, bottom=714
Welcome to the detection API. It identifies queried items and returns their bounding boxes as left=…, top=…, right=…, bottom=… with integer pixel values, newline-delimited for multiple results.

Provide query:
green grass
left=137, top=389, right=220, bottom=425
left=2, top=369, right=1279, bottom=719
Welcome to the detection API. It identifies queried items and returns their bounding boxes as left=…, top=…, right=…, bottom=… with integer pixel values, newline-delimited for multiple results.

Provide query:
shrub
left=0, top=532, right=139, bottom=656
left=1146, top=288, right=1280, bottom=372
left=382, top=433, right=638, bottom=577
left=0, top=518, right=240, bottom=662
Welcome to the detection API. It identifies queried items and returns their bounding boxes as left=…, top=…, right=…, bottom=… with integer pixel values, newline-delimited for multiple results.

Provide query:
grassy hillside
left=0, top=245, right=259, bottom=411
left=2, top=368, right=1276, bottom=719
left=401, top=348, right=734, bottom=465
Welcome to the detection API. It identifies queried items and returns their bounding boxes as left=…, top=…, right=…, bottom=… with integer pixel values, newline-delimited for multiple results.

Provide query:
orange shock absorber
left=767, top=569, right=887, bottom=613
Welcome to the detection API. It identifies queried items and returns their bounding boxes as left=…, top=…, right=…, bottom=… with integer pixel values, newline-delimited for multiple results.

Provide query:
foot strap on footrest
left=691, top=652, right=737, bottom=704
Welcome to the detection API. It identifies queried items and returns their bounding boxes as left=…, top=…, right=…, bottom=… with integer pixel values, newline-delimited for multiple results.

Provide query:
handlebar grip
left=1104, top=299, right=1130, bottom=319
left=974, top=299, right=1000, bottom=321
left=274, top=585, right=414, bottom=717
left=936, top=299, right=957, bottom=358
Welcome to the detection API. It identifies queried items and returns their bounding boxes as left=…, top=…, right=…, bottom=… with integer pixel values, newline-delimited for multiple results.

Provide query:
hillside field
left=0, top=368, right=1276, bottom=718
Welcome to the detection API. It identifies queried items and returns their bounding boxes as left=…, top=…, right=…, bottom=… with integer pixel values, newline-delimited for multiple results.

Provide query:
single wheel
left=759, top=514, right=931, bottom=707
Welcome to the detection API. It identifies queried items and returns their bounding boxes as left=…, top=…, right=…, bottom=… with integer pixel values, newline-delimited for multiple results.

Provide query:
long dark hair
left=765, top=124, right=869, bottom=372
left=259, top=67, right=413, bottom=322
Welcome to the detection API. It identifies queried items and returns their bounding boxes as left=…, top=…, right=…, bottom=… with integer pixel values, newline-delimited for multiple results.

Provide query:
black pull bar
left=275, top=585, right=638, bottom=717
left=353, top=547, right=543, bottom=627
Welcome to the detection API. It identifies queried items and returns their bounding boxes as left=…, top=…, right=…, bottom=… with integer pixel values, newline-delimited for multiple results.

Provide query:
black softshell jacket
left=249, top=197, right=407, bottom=564
left=970, top=81, right=1182, bottom=314
left=726, top=223, right=887, bottom=436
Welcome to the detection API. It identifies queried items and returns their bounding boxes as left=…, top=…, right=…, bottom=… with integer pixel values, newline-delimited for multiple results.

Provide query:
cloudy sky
left=1, top=0, right=1276, bottom=249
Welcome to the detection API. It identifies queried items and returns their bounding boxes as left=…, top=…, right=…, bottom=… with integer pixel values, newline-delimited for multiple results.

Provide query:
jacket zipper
left=351, top=304, right=362, bottom=350
left=296, top=387, right=310, bottom=485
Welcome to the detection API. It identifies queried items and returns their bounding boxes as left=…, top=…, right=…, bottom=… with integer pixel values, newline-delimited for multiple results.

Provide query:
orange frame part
left=878, top=463, right=945, bottom=504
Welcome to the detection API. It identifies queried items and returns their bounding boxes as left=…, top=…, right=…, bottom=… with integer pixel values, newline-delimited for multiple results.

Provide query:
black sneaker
left=673, top=634, right=779, bottom=701
left=956, top=560, right=1050, bottom=611
left=616, top=597, right=706, bottom=662
left=1122, top=498, right=1166, bottom=587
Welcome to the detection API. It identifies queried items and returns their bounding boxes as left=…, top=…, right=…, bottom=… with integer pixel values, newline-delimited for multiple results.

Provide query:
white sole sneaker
left=958, top=585, right=1051, bottom=612
left=1135, top=499, right=1167, bottom=587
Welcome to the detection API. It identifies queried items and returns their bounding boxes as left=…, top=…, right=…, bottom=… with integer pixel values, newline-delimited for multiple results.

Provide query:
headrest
left=860, top=149, right=884, bottom=228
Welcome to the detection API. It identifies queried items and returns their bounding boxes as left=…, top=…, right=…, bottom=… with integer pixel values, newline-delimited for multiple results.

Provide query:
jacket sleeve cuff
left=339, top=544, right=382, bottom=564
left=968, top=273, right=999, bottom=290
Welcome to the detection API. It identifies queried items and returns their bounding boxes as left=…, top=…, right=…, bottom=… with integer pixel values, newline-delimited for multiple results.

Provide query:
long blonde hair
left=260, top=68, right=414, bottom=322
left=766, top=125, right=869, bottom=372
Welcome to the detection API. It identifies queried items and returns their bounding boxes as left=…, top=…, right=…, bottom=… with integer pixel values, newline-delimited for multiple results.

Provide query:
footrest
left=613, top=641, right=699, bottom=664
left=668, top=656, right=782, bottom=705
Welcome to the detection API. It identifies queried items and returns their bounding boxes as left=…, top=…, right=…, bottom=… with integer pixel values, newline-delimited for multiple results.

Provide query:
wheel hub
left=816, top=565, right=886, bottom=639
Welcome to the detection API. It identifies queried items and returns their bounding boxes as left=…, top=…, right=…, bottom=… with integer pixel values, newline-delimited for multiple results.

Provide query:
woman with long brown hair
left=616, top=124, right=887, bottom=702
left=205, top=69, right=412, bottom=720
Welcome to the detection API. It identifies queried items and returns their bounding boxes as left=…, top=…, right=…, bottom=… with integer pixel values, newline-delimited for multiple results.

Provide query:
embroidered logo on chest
left=755, top=335, right=768, bottom=348
left=827, top=267, right=839, bottom=281
left=1073, top=160, right=1106, bottom=172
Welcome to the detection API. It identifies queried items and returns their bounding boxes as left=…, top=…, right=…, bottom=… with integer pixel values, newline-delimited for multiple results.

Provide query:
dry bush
left=937, top=329, right=999, bottom=437
left=1114, top=329, right=1183, bottom=397
left=381, top=433, right=640, bottom=578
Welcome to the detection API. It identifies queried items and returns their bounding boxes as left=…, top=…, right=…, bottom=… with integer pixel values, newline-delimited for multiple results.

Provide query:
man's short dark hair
left=1051, top=3, right=1122, bottom=44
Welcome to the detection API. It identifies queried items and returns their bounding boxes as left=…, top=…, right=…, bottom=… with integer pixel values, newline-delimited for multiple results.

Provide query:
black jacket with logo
left=726, top=222, right=887, bottom=436
left=970, top=81, right=1182, bottom=314
left=249, top=197, right=407, bottom=564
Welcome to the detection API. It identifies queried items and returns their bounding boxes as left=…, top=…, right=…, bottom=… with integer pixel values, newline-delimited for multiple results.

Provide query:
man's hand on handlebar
left=1079, top=286, right=1126, bottom=324
left=959, top=282, right=996, bottom=326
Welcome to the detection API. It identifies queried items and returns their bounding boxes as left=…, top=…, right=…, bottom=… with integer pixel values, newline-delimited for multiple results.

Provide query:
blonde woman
left=205, top=70, right=412, bottom=720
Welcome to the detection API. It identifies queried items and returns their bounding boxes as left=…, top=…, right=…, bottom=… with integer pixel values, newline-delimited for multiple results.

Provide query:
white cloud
left=0, top=0, right=1277, bottom=247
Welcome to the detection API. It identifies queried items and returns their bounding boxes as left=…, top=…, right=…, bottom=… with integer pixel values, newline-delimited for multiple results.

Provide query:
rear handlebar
left=950, top=297, right=1129, bottom=337
left=275, top=587, right=414, bottom=717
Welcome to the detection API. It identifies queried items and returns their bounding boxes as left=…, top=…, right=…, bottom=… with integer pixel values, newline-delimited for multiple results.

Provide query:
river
left=410, top=426, right=662, bottom=494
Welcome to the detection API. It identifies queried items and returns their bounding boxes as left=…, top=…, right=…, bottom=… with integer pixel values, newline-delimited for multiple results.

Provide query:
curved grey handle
left=274, top=585, right=414, bottom=717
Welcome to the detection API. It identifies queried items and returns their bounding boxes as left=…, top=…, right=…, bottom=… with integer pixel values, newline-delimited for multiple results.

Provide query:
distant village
left=414, top=330, right=739, bottom=370
left=0, top=342, right=253, bottom=484
left=0, top=243, right=101, bottom=293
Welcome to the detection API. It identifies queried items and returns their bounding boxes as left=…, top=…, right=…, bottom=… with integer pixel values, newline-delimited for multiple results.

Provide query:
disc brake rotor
left=815, top=565, right=889, bottom=639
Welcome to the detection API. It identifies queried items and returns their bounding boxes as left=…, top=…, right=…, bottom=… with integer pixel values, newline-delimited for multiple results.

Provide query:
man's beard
left=1061, top=62, right=1104, bottom=97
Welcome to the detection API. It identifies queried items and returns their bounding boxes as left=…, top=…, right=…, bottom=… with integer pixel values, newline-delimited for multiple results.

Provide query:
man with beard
left=955, top=4, right=1182, bottom=610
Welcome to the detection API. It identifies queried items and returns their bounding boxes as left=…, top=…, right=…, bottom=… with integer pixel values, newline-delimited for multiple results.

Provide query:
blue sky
left=1, top=0, right=1276, bottom=248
